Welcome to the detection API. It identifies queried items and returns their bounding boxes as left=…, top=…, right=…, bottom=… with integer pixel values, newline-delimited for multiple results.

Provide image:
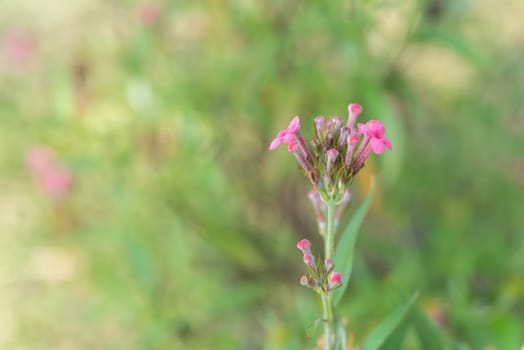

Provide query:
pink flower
left=38, top=166, right=72, bottom=200
left=297, top=239, right=311, bottom=253
left=269, top=116, right=301, bottom=151
left=26, top=146, right=73, bottom=200
left=329, top=272, right=342, bottom=289
left=2, top=29, right=34, bottom=67
left=26, top=146, right=54, bottom=174
left=135, top=3, right=162, bottom=26
left=358, top=120, right=392, bottom=154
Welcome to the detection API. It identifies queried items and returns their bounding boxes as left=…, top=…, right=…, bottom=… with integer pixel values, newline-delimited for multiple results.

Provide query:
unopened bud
left=329, top=272, right=342, bottom=290
left=330, top=117, right=343, bottom=135
left=303, top=254, right=315, bottom=268
left=300, top=275, right=309, bottom=286
left=297, top=239, right=311, bottom=254
left=324, top=258, right=334, bottom=272
left=345, top=134, right=360, bottom=168
left=325, top=148, right=339, bottom=179
left=338, top=126, right=351, bottom=147
left=347, top=103, right=363, bottom=129
left=314, top=116, right=326, bottom=139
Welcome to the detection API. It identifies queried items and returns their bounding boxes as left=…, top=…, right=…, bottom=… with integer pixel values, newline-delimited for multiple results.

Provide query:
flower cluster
left=269, top=103, right=391, bottom=202
left=297, top=239, right=342, bottom=293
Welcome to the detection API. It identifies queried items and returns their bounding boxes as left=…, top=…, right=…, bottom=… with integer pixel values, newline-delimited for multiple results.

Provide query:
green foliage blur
left=1, top=0, right=523, bottom=349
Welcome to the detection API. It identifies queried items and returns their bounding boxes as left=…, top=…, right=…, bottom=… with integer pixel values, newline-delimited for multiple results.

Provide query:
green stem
left=322, top=199, right=337, bottom=349
left=324, top=200, right=336, bottom=262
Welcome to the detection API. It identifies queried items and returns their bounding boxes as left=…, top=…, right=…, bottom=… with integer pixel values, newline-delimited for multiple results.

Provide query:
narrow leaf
left=359, top=293, right=418, bottom=350
left=412, top=306, right=449, bottom=350
left=379, top=322, right=409, bottom=350
left=332, top=180, right=376, bottom=305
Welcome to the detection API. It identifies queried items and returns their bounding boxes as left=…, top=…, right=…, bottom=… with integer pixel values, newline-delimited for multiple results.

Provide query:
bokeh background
left=1, top=0, right=523, bottom=349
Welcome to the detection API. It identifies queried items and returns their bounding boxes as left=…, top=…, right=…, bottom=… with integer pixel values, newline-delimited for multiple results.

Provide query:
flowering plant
left=270, top=103, right=417, bottom=349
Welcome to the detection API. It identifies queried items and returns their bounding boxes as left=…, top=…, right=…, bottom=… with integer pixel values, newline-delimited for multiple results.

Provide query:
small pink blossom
left=329, top=272, right=342, bottom=289
left=26, top=146, right=54, bottom=174
left=269, top=116, right=301, bottom=151
left=135, top=3, right=162, bottom=26
left=26, top=146, right=73, bottom=200
left=297, top=239, right=311, bottom=253
left=358, top=120, right=392, bottom=154
left=38, top=166, right=72, bottom=200
left=2, top=29, right=34, bottom=67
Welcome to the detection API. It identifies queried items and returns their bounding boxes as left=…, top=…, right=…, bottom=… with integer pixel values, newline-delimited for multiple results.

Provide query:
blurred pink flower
left=329, top=272, right=342, bottom=289
left=269, top=116, right=301, bottom=151
left=26, top=146, right=73, bottom=200
left=135, top=3, right=162, bottom=26
left=358, top=120, right=392, bottom=154
left=38, top=166, right=72, bottom=200
left=2, top=29, right=34, bottom=66
left=26, top=146, right=54, bottom=174
left=297, top=239, right=311, bottom=254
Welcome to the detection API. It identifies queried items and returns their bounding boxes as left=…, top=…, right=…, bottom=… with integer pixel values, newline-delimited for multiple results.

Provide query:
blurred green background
left=1, top=0, right=523, bottom=349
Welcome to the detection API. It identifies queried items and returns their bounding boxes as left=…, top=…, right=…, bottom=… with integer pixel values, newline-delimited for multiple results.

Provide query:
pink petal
left=370, top=139, right=385, bottom=154
left=366, top=120, right=385, bottom=138
left=383, top=137, right=392, bottom=150
left=330, top=272, right=342, bottom=284
left=269, top=137, right=282, bottom=150
left=348, top=103, right=362, bottom=115
left=287, top=139, right=299, bottom=152
left=287, top=116, right=300, bottom=133
left=297, top=239, right=311, bottom=250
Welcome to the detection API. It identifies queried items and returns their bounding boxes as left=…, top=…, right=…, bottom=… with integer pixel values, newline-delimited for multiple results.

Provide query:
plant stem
left=324, top=199, right=336, bottom=262
left=322, top=199, right=337, bottom=349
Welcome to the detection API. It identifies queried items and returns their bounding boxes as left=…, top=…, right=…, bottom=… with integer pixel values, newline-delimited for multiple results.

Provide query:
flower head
left=269, top=116, right=301, bottom=151
left=358, top=120, right=392, bottom=154
left=269, top=103, right=392, bottom=201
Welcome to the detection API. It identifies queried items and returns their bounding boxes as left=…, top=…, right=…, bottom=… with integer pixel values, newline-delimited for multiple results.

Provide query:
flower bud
left=297, top=239, right=311, bottom=254
left=314, top=116, right=326, bottom=139
left=303, top=254, right=316, bottom=269
left=330, top=117, right=343, bottom=135
left=338, top=126, right=351, bottom=147
left=347, top=103, right=363, bottom=129
left=329, top=272, right=342, bottom=290
left=325, top=148, right=339, bottom=179
left=345, top=134, right=360, bottom=168
left=324, top=258, right=334, bottom=272
left=300, top=275, right=309, bottom=286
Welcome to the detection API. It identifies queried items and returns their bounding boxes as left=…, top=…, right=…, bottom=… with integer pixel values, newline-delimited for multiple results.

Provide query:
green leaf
left=332, top=180, right=376, bottom=305
left=379, top=322, right=409, bottom=350
left=359, top=293, right=418, bottom=350
left=412, top=306, right=449, bottom=350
